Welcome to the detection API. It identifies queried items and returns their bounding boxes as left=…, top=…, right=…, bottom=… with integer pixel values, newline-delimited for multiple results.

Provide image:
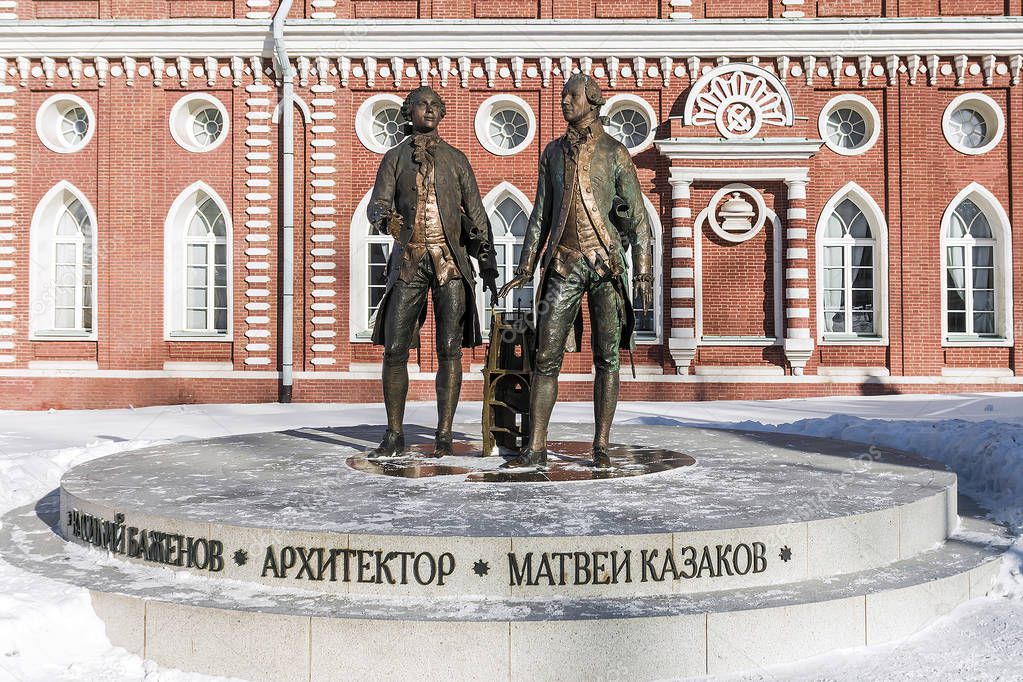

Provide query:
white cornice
left=668, top=166, right=811, bottom=184
left=656, top=138, right=825, bottom=160
left=286, top=18, right=1023, bottom=57
left=0, top=20, right=271, bottom=57
left=1, top=18, right=1023, bottom=57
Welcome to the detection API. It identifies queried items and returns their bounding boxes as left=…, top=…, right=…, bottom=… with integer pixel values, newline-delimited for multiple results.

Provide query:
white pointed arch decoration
left=163, top=181, right=233, bottom=341
left=30, top=181, right=99, bottom=339
left=940, top=182, right=1013, bottom=346
left=683, top=63, right=794, bottom=139
left=349, top=189, right=394, bottom=341
left=479, top=181, right=535, bottom=329
left=482, top=180, right=533, bottom=219
left=814, top=181, right=889, bottom=344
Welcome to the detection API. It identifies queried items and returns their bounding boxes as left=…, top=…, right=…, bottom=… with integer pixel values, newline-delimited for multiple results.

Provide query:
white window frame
left=941, top=92, right=1005, bottom=157
left=355, top=93, right=407, bottom=154
left=182, top=198, right=229, bottom=334
left=474, top=94, right=536, bottom=157
left=940, top=182, right=1013, bottom=346
left=169, top=93, right=230, bottom=154
left=164, top=182, right=233, bottom=341
left=36, top=94, right=96, bottom=154
left=350, top=190, right=394, bottom=342
left=818, top=94, right=881, bottom=157
left=600, top=93, right=658, bottom=156
left=627, top=195, right=664, bottom=344
left=814, top=182, right=889, bottom=345
left=29, top=182, right=99, bottom=340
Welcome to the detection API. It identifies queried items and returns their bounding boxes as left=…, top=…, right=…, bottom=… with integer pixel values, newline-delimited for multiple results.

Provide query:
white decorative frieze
left=926, top=54, right=939, bottom=85
left=559, top=56, right=572, bottom=82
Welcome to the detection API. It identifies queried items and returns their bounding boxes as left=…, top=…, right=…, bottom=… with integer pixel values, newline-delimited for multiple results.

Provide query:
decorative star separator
left=472, top=559, right=490, bottom=577
left=779, top=546, right=793, bottom=563
left=233, top=549, right=249, bottom=566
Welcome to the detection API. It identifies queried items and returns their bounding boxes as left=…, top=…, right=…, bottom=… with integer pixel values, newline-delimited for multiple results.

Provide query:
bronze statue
left=366, top=86, right=498, bottom=458
left=498, top=73, right=653, bottom=469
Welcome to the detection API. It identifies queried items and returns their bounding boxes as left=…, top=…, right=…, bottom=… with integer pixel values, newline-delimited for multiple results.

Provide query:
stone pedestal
left=0, top=424, right=1011, bottom=681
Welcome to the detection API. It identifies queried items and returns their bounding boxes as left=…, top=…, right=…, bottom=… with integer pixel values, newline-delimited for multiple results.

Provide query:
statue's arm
left=514, top=146, right=552, bottom=278
left=367, top=149, right=399, bottom=231
left=614, top=146, right=653, bottom=281
left=458, top=155, right=498, bottom=278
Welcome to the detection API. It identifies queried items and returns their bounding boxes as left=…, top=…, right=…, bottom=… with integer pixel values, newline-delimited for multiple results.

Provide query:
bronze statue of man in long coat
left=366, top=86, right=498, bottom=458
left=499, top=73, right=653, bottom=469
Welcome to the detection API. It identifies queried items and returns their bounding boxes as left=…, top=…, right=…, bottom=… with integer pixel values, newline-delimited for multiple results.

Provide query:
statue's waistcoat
left=366, top=134, right=495, bottom=348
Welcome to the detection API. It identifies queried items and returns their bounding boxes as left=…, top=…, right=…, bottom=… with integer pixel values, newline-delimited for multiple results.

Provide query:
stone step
left=0, top=493, right=1011, bottom=681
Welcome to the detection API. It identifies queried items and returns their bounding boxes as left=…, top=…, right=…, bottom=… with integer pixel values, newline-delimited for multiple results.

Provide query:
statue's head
left=561, top=73, right=605, bottom=124
left=401, top=86, right=447, bottom=134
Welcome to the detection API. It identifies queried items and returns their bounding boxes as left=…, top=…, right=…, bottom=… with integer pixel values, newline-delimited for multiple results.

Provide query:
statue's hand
left=633, top=277, right=653, bottom=309
left=483, top=271, right=499, bottom=299
left=498, top=275, right=530, bottom=300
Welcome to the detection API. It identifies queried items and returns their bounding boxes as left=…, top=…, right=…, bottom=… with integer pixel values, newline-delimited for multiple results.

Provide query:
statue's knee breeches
left=533, top=340, right=566, bottom=377
left=589, top=327, right=617, bottom=370
left=588, top=278, right=622, bottom=373
left=433, top=278, right=466, bottom=362
left=382, top=269, right=430, bottom=364
left=533, top=268, right=586, bottom=377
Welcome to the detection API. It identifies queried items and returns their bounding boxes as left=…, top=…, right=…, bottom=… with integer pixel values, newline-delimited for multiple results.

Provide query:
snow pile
left=729, top=414, right=1023, bottom=599
left=738, top=415, right=1023, bottom=527
left=0, top=439, right=158, bottom=512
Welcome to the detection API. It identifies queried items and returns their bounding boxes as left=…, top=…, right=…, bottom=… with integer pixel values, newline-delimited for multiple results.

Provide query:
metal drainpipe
left=272, top=0, right=294, bottom=402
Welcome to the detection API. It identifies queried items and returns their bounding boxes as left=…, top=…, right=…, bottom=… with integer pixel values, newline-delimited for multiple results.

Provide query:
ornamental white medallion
left=684, top=64, right=794, bottom=139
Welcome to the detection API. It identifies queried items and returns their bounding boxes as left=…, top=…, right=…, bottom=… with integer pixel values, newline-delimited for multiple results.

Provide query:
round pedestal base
left=0, top=423, right=1011, bottom=680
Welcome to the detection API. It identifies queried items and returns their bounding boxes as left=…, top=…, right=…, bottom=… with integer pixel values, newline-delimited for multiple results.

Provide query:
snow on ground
left=0, top=394, right=1022, bottom=681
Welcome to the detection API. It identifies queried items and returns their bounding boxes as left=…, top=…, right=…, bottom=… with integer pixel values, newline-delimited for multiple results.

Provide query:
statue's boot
left=592, top=445, right=612, bottom=469
left=591, top=367, right=619, bottom=468
left=432, top=358, right=462, bottom=457
left=368, top=359, right=409, bottom=458
left=368, top=429, right=405, bottom=459
left=501, top=373, right=558, bottom=469
left=433, top=431, right=454, bottom=458
left=501, top=448, right=547, bottom=469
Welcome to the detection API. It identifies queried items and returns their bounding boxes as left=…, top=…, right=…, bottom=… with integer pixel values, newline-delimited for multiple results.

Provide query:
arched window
left=626, top=195, right=663, bottom=343
left=349, top=190, right=394, bottom=340
left=54, top=198, right=93, bottom=331
left=479, top=183, right=533, bottom=332
left=164, top=183, right=232, bottom=339
left=815, top=183, right=889, bottom=343
left=30, top=182, right=98, bottom=338
left=941, top=184, right=1013, bottom=343
left=184, top=197, right=228, bottom=333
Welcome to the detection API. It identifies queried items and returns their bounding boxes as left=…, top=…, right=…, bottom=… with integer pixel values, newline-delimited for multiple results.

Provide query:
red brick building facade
left=1, top=3, right=1022, bottom=408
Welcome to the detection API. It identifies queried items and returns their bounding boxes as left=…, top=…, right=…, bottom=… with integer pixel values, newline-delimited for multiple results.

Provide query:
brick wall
left=3, top=50, right=1022, bottom=407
